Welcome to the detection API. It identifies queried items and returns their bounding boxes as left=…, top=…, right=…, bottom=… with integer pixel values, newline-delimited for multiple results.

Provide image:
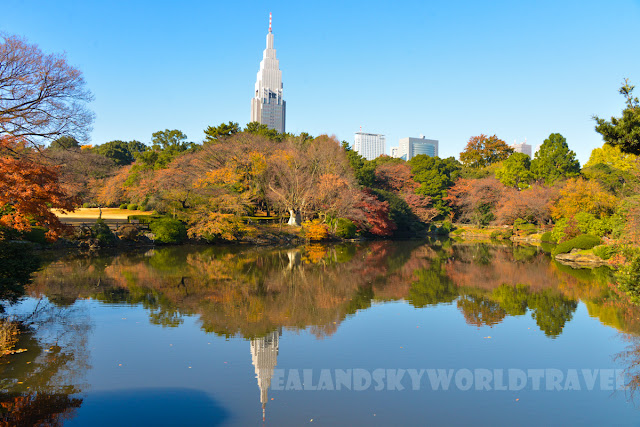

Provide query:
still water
left=2, top=240, right=640, bottom=426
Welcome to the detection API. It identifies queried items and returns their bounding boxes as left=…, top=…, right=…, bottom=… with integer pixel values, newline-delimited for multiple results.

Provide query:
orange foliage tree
left=550, top=178, right=618, bottom=220
left=0, top=136, right=77, bottom=239
left=459, top=134, right=513, bottom=168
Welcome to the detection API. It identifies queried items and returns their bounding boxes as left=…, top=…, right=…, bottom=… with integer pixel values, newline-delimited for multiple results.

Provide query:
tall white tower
left=251, top=13, right=286, bottom=133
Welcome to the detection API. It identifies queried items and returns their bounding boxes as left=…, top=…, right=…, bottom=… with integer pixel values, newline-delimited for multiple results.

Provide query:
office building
left=250, top=13, right=286, bottom=133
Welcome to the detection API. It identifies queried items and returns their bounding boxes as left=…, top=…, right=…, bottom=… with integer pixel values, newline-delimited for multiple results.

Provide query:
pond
left=2, top=240, right=640, bottom=426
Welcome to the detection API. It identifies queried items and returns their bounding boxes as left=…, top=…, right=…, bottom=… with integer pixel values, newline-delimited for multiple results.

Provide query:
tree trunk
left=287, top=209, right=301, bottom=226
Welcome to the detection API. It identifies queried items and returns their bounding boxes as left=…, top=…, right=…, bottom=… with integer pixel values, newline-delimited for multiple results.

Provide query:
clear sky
left=2, top=0, right=639, bottom=163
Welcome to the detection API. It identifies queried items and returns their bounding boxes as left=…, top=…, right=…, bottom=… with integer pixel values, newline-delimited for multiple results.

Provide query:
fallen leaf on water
left=516, top=398, right=520, bottom=402
left=118, top=364, right=122, bottom=366
left=271, top=398, right=274, bottom=400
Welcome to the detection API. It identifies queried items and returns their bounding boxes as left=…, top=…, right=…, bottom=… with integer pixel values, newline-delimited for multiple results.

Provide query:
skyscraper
left=395, top=136, right=439, bottom=161
left=251, top=13, right=286, bottom=133
left=354, top=131, right=385, bottom=160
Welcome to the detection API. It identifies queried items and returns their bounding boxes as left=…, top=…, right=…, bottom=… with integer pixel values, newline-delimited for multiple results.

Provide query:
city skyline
left=2, top=1, right=639, bottom=163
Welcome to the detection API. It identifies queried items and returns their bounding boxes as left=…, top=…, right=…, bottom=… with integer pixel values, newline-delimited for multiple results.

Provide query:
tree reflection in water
left=23, top=240, right=640, bottom=415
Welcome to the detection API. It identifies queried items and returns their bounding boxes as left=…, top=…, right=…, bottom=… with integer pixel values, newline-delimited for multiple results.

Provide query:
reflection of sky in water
left=2, top=242, right=640, bottom=426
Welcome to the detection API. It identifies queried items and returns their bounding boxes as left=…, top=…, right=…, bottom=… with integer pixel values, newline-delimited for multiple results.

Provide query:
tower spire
left=269, top=12, right=272, bottom=33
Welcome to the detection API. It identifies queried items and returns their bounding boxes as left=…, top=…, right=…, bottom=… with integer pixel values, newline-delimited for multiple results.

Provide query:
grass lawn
left=53, top=208, right=153, bottom=220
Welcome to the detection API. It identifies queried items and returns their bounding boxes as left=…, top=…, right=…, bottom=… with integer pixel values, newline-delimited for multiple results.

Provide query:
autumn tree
left=550, top=178, right=618, bottom=220
left=0, top=136, right=77, bottom=239
left=495, top=152, right=533, bottom=189
left=372, top=160, right=437, bottom=225
left=585, top=143, right=639, bottom=171
left=0, top=34, right=93, bottom=145
left=265, top=135, right=357, bottom=225
left=445, top=177, right=505, bottom=226
left=96, top=165, right=134, bottom=207
left=582, top=144, right=639, bottom=196
left=530, top=133, right=580, bottom=184
left=45, top=144, right=115, bottom=202
left=459, top=134, right=513, bottom=168
left=353, top=189, right=396, bottom=236
left=594, top=79, right=640, bottom=155
left=494, top=184, right=556, bottom=225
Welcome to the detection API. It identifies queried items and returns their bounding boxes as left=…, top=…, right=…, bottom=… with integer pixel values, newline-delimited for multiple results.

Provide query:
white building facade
left=512, top=141, right=532, bottom=157
left=250, top=14, right=286, bottom=133
left=396, top=136, right=439, bottom=161
left=354, top=132, right=386, bottom=160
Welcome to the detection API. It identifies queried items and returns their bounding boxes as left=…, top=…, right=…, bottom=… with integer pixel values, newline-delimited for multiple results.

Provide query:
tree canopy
left=409, top=155, right=461, bottom=217
left=594, top=79, right=640, bottom=155
left=0, top=34, right=93, bottom=145
left=495, top=152, right=533, bottom=189
left=459, top=134, right=513, bottom=168
left=530, top=133, right=580, bottom=184
left=203, top=121, right=241, bottom=144
left=94, top=140, right=147, bottom=166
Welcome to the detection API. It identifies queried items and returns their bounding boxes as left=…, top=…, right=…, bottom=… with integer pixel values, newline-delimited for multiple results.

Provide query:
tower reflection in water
left=250, top=329, right=281, bottom=422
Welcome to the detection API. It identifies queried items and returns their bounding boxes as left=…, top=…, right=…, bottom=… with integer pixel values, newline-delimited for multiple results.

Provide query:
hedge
left=149, top=218, right=187, bottom=244
left=552, top=234, right=602, bottom=256
left=540, top=231, right=556, bottom=243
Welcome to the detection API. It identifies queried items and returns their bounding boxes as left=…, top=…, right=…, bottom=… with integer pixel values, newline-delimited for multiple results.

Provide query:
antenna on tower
left=269, top=12, right=272, bottom=33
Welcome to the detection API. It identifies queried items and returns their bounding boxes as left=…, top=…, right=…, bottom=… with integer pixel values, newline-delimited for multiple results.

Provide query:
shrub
left=150, top=218, right=187, bottom=244
left=304, top=220, right=329, bottom=242
left=490, top=229, right=513, bottom=240
left=616, top=250, right=640, bottom=304
left=118, top=224, right=140, bottom=241
left=513, top=219, right=537, bottom=236
left=540, top=231, right=556, bottom=243
left=127, top=203, right=138, bottom=210
left=119, top=203, right=128, bottom=209
left=334, top=218, right=357, bottom=239
left=552, top=234, right=602, bottom=256
left=82, top=202, right=98, bottom=208
left=592, top=245, right=618, bottom=260
left=138, top=204, right=147, bottom=212
left=91, top=219, right=116, bottom=245
left=441, top=221, right=454, bottom=233
left=21, top=226, right=48, bottom=244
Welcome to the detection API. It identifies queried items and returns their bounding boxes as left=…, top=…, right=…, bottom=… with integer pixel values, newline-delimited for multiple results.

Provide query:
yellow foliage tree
left=585, top=144, right=639, bottom=171
left=303, top=220, right=329, bottom=242
left=550, top=178, right=618, bottom=220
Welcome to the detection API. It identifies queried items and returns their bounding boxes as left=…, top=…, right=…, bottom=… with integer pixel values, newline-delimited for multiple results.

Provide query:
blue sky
left=2, top=0, right=639, bottom=163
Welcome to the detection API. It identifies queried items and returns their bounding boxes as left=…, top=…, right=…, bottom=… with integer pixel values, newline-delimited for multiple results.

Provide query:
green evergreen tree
left=594, top=79, right=640, bottom=155
left=530, top=133, right=580, bottom=184
left=495, top=152, right=533, bottom=189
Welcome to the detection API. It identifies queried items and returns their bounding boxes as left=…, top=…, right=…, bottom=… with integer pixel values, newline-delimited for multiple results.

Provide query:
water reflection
left=27, top=241, right=636, bottom=338
left=8, top=240, right=640, bottom=423
left=251, top=330, right=280, bottom=422
left=0, top=299, right=90, bottom=426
